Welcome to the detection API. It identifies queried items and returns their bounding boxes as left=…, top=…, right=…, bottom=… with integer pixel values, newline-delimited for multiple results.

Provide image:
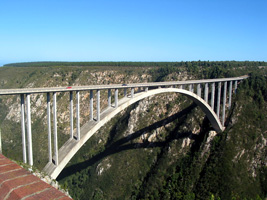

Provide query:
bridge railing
left=0, top=76, right=247, bottom=169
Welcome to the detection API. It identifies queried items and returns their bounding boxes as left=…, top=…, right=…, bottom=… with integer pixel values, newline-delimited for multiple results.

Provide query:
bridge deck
left=0, top=76, right=247, bottom=95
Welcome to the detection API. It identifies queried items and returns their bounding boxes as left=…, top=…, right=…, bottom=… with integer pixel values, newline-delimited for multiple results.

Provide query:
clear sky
left=0, top=0, right=266, bottom=66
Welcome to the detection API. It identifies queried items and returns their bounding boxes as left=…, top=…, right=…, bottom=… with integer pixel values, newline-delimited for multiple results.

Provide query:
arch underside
left=43, top=88, right=223, bottom=179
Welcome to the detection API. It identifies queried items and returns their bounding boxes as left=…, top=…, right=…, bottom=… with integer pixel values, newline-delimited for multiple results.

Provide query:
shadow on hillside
left=57, top=103, right=198, bottom=181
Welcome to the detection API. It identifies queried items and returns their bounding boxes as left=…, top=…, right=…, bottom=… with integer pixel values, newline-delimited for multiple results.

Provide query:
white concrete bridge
left=0, top=76, right=248, bottom=179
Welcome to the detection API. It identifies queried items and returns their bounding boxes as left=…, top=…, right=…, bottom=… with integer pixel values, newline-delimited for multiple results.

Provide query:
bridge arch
left=44, top=88, right=223, bottom=179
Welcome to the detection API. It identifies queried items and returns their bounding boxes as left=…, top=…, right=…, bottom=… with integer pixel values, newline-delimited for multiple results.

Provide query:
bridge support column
left=204, top=83, right=209, bottom=102
left=216, top=82, right=221, bottom=118
left=131, top=88, right=134, bottom=98
left=124, top=88, right=127, bottom=97
left=20, top=94, right=27, bottom=164
left=108, top=89, right=111, bottom=107
left=70, top=92, right=73, bottom=139
left=179, top=85, right=183, bottom=89
left=97, top=90, right=100, bottom=122
left=145, top=87, right=148, bottom=92
left=115, top=89, right=118, bottom=108
left=234, top=80, right=238, bottom=93
left=26, top=94, right=33, bottom=166
left=53, top=92, right=58, bottom=166
left=228, top=81, right=232, bottom=109
left=222, top=82, right=227, bottom=125
left=211, top=83, right=215, bottom=110
left=191, top=84, right=194, bottom=93
left=197, top=84, right=201, bottom=97
left=76, top=91, right=80, bottom=140
left=47, top=93, right=52, bottom=163
left=90, top=90, right=93, bottom=121
left=189, top=84, right=192, bottom=92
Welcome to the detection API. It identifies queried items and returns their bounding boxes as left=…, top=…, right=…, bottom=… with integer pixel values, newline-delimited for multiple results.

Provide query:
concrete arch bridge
left=0, top=76, right=247, bottom=179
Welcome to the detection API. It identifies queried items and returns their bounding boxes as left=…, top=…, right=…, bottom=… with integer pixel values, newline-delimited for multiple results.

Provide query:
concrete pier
left=229, top=81, right=232, bottom=109
left=26, top=94, right=33, bottom=166
left=90, top=90, right=93, bottom=121
left=131, top=88, right=134, bottom=98
left=204, top=83, right=209, bottom=102
left=76, top=91, right=80, bottom=140
left=124, top=88, right=127, bottom=97
left=235, top=80, right=238, bottom=93
left=189, top=84, right=192, bottom=92
left=108, top=89, right=111, bottom=107
left=53, top=92, right=58, bottom=166
left=216, top=82, right=221, bottom=118
left=20, top=94, right=27, bottom=164
left=145, top=87, right=148, bottom=92
left=97, top=90, right=100, bottom=122
left=222, top=82, right=227, bottom=125
left=115, top=89, right=118, bottom=108
left=70, top=91, right=73, bottom=139
left=211, top=83, right=215, bottom=110
left=47, top=93, right=52, bottom=163
left=197, top=84, right=201, bottom=97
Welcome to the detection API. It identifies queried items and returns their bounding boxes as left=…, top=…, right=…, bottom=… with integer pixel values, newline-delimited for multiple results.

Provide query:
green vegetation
left=0, top=61, right=266, bottom=199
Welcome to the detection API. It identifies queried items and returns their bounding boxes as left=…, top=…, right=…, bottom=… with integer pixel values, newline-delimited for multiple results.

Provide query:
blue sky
left=0, top=0, right=266, bottom=65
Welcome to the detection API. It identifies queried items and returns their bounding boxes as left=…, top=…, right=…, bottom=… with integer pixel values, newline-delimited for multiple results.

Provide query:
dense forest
left=0, top=61, right=266, bottom=200
left=4, top=60, right=267, bottom=69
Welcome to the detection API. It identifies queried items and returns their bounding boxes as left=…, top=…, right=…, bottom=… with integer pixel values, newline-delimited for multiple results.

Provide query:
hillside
left=0, top=61, right=266, bottom=200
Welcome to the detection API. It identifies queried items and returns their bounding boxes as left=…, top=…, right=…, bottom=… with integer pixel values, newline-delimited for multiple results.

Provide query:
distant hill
left=4, top=60, right=267, bottom=69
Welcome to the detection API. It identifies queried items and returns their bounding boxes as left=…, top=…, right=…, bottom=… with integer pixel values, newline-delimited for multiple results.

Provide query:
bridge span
left=0, top=76, right=248, bottom=179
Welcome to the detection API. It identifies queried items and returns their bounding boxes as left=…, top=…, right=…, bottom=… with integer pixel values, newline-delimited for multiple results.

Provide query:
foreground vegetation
left=0, top=61, right=266, bottom=199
